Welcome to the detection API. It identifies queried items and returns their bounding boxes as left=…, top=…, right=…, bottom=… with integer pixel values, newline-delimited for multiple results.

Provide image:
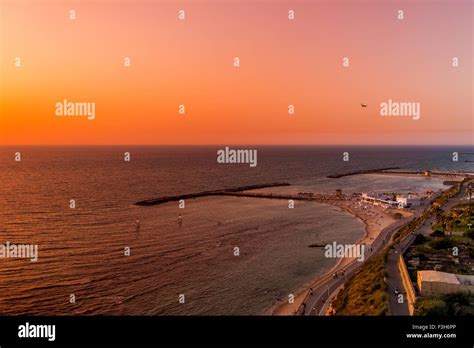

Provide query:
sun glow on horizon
left=1, top=0, right=472, bottom=145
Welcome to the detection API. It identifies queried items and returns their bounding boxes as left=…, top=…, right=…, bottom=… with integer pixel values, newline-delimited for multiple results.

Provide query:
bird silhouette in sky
left=361, top=103, right=367, bottom=107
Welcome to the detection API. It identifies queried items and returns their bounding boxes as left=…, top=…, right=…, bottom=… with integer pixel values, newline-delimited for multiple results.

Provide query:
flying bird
left=361, top=103, right=367, bottom=107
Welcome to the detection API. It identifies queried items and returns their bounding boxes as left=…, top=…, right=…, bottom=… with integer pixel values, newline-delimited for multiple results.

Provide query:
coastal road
left=386, top=215, right=436, bottom=315
left=441, top=179, right=471, bottom=212
left=299, top=216, right=412, bottom=316
left=386, top=179, right=471, bottom=315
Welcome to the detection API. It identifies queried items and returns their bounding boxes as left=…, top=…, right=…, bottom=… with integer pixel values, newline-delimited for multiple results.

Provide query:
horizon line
left=0, top=143, right=472, bottom=147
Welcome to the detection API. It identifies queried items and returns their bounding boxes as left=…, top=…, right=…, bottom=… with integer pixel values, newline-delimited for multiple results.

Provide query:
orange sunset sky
left=0, top=0, right=472, bottom=145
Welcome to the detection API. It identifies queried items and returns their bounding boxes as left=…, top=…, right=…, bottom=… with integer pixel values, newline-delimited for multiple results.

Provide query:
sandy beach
left=268, top=196, right=413, bottom=315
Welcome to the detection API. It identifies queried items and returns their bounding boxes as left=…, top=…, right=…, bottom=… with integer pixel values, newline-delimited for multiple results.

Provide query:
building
left=417, top=270, right=474, bottom=295
left=361, top=193, right=399, bottom=208
left=396, top=194, right=423, bottom=208
left=362, top=192, right=424, bottom=209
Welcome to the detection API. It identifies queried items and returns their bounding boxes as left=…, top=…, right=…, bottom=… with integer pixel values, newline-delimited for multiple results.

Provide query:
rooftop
left=418, top=270, right=460, bottom=284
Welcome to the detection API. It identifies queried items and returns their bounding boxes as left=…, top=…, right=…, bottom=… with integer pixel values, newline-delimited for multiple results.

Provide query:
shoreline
left=369, top=171, right=470, bottom=181
left=266, top=197, right=412, bottom=315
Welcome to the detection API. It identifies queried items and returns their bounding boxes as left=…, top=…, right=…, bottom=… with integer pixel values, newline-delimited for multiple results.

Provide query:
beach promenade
left=300, top=216, right=411, bottom=316
left=271, top=176, right=469, bottom=316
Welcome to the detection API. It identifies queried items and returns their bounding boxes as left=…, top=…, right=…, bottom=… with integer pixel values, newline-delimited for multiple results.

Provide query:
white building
left=361, top=192, right=424, bottom=209
left=361, top=193, right=399, bottom=208
left=396, top=194, right=423, bottom=208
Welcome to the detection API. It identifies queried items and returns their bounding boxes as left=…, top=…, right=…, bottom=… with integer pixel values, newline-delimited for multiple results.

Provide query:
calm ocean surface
left=0, top=146, right=472, bottom=315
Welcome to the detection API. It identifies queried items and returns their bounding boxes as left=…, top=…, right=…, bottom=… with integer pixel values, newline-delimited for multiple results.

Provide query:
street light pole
left=469, top=184, right=472, bottom=217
